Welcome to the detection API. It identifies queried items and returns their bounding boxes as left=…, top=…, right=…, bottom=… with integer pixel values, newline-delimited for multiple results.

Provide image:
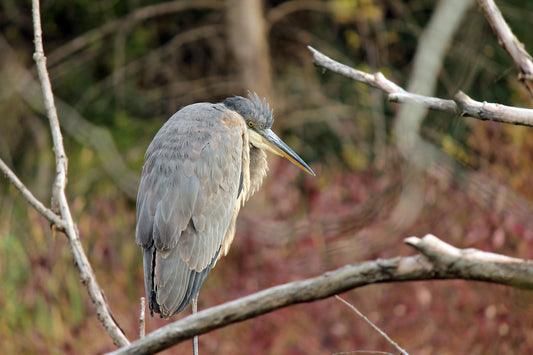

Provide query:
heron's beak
left=248, top=128, right=315, bottom=176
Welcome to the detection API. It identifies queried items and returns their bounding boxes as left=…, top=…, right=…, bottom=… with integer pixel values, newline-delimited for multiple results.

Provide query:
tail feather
left=143, top=245, right=221, bottom=318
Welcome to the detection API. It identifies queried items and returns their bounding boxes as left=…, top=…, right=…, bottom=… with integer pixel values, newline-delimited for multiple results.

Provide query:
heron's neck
left=247, top=146, right=268, bottom=199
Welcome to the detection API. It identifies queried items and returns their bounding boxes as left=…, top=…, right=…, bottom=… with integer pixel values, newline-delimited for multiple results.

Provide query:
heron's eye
left=248, top=122, right=254, bottom=128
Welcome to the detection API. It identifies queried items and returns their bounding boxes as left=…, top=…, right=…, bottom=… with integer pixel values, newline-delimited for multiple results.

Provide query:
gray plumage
left=136, top=93, right=314, bottom=318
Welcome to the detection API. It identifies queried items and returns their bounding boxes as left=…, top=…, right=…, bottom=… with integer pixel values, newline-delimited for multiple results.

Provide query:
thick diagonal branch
left=107, top=234, right=533, bottom=355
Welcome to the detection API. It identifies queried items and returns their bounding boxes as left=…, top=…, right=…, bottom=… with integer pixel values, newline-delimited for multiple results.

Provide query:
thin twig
left=140, top=297, right=146, bottom=338
left=107, top=234, right=533, bottom=355
left=335, top=296, right=409, bottom=355
left=0, top=158, right=65, bottom=230
left=31, top=0, right=129, bottom=347
left=307, top=46, right=405, bottom=94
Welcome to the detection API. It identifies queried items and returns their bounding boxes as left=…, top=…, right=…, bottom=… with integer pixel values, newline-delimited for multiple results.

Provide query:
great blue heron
left=136, top=93, right=314, bottom=319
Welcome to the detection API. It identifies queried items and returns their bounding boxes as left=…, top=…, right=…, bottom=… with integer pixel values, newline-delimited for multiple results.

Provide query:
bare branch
left=32, top=0, right=67, bottom=213
left=477, top=0, right=533, bottom=96
left=308, top=46, right=533, bottom=126
left=307, top=45, right=405, bottom=94
left=0, top=158, right=65, bottom=230
left=107, top=234, right=533, bottom=355
left=389, top=91, right=533, bottom=126
left=31, top=0, right=129, bottom=347
left=388, top=92, right=459, bottom=114
left=405, top=234, right=533, bottom=288
left=454, top=91, right=533, bottom=125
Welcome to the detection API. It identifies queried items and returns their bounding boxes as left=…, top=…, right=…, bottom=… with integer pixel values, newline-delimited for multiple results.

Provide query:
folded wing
left=136, top=103, right=245, bottom=317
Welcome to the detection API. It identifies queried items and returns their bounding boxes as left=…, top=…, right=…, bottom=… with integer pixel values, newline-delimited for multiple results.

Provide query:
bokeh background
left=1, top=0, right=533, bottom=354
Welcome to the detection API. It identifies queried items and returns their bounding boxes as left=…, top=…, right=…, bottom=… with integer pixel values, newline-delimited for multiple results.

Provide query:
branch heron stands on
left=136, top=93, right=315, bottom=319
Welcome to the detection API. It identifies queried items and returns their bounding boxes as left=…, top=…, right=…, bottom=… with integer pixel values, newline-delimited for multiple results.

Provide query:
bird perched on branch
left=136, top=93, right=314, bottom=318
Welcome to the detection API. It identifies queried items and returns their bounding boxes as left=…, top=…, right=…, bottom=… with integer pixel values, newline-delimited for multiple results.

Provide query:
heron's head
left=223, top=93, right=315, bottom=176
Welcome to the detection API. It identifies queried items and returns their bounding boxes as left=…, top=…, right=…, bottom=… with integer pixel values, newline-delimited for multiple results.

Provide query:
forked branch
left=308, top=46, right=533, bottom=126
left=30, top=0, right=129, bottom=347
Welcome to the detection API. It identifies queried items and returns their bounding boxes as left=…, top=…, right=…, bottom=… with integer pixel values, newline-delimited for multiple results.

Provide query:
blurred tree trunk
left=390, top=0, right=474, bottom=229
left=226, top=0, right=272, bottom=97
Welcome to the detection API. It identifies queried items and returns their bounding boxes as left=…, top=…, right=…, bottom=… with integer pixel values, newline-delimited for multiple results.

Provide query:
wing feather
left=136, top=103, right=245, bottom=317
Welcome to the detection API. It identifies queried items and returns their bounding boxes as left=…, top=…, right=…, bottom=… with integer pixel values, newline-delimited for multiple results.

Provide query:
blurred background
left=1, top=0, right=533, bottom=354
